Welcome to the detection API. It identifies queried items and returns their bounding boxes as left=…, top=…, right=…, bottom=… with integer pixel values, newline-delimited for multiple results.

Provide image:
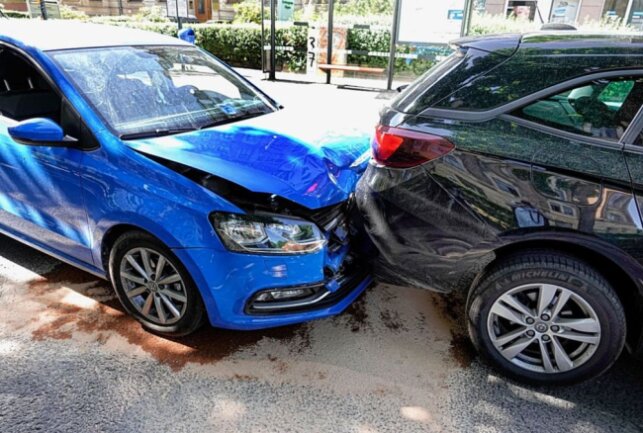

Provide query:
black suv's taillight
left=372, top=125, right=455, bottom=168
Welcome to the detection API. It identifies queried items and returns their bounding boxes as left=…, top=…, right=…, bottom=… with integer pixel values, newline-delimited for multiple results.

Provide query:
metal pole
left=387, top=0, right=401, bottom=91
left=118, top=0, right=123, bottom=16
left=269, top=0, right=277, bottom=80
left=462, top=0, right=475, bottom=37
left=176, top=0, right=182, bottom=30
left=326, top=0, right=334, bottom=85
left=261, top=0, right=266, bottom=74
left=39, top=0, right=48, bottom=20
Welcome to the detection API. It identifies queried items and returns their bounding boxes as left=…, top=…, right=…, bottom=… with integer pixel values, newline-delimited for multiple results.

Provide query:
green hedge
left=111, top=22, right=440, bottom=75
left=2, top=10, right=29, bottom=18
left=347, top=27, right=450, bottom=75
left=107, top=22, right=307, bottom=72
left=196, top=24, right=308, bottom=72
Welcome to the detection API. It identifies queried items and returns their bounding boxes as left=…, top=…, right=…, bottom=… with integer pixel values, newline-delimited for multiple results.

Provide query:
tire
left=108, top=231, right=205, bottom=337
left=467, top=250, right=626, bottom=385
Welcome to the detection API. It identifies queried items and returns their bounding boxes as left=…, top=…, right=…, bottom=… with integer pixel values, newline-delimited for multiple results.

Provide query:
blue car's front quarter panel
left=80, top=141, right=239, bottom=254
left=0, top=35, right=372, bottom=330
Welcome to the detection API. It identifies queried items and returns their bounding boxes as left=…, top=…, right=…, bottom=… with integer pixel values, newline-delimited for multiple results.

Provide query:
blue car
left=0, top=21, right=372, bottom=336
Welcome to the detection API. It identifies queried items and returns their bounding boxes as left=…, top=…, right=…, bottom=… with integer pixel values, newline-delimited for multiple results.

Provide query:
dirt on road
left=1, top=234, right=642, bottom=433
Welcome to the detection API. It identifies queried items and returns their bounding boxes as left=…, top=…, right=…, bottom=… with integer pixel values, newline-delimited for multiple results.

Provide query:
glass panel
left=550, top=0, right=580, bottom=24
left=514, top=77, right=643, bottom=141
left=602, top=0, right=629, bottom=20
left=325, top=1, right=394, bottom=89
left=391, top=0, right=464, bottom=90
left=629, top=0, right=643, bottom=30
left=270, top=0, right=330, bottom=84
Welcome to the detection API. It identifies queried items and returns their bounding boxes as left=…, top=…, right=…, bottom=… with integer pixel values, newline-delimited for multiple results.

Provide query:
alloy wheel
left=119, top=247, right=188, bottom=326
left=487, top=283, right=601, bottom=374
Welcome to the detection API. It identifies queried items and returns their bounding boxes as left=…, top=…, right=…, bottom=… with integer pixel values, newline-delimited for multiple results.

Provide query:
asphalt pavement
left=1, top=78, right=643, bottom=433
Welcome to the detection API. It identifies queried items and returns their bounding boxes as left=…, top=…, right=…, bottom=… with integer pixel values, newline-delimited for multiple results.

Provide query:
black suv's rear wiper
left=119, top=127, right=196, bottom=140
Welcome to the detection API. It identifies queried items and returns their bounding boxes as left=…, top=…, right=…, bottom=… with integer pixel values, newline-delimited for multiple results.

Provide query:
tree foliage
left=335, top=0, right=394, bottom=16
left=233, top=0, right=262, bottom=25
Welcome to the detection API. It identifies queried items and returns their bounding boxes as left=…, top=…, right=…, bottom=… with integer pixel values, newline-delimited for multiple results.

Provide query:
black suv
left=357, top=32, right=643, bottom=384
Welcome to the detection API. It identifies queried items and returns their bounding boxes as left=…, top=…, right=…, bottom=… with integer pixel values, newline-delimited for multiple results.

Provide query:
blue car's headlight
left=211, top=213, right=326, bottom=254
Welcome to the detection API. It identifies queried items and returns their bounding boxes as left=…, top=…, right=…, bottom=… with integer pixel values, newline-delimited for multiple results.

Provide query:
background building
left=60, top=0, right=164, bottom=17
left=484, top=0, right=643, bottom=28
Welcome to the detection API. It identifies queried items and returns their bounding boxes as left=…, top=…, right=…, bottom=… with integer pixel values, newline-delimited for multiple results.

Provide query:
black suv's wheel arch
left=471, top=237, right=643, bottom=357
left=468, top=248, right=627, bottom=384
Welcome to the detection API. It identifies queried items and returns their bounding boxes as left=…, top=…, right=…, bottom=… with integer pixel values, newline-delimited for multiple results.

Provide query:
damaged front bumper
left=172, top=199, right=373, bottom=330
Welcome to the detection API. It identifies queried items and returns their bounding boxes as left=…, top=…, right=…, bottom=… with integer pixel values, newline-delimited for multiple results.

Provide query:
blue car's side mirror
left=8, top=118, right=78, bottom=147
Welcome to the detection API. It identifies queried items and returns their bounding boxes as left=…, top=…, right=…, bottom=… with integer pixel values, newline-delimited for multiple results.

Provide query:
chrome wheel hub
left=535, top=322, right=548, bottom=333
left=487, top=283, right=601, bottom=374
left=119, top=247, right=187, bottom=326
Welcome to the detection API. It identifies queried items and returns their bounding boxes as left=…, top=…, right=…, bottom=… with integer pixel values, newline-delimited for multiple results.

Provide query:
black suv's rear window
left=392, top=47, right=510, bottom=115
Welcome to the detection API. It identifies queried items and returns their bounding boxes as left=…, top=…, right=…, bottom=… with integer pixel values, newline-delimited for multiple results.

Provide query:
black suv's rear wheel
left=467, top=251, right=626, bottom=385
left=109, top=231, right=205, bottom=337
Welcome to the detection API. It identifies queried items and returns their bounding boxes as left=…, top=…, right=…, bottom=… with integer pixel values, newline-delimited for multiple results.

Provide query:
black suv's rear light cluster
left=373, top=125, right=455, bottom=168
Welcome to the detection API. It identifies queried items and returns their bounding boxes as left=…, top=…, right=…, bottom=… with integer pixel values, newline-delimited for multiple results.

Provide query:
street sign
left=397, top=0, right=466, bottom=45
left=167, top=0, right=189, bottom=18
left=278, top=0, right=295, bottom=21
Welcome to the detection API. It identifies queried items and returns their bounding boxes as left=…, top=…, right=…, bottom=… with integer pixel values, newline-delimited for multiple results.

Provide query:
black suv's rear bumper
left=356, top=163, right=495, bottom=293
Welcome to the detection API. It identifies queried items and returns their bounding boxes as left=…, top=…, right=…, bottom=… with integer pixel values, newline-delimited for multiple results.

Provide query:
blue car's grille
left=245, top=264, right=370, bottom=315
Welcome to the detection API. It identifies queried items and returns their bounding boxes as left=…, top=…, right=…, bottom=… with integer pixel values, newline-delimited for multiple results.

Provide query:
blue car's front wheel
left=109, top=231, right=206, bottom=337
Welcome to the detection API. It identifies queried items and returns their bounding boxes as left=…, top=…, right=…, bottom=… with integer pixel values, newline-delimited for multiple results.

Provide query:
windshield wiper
left=119, top=127, right=197, bottom=141
left=198, top=111, right=269, bottom=130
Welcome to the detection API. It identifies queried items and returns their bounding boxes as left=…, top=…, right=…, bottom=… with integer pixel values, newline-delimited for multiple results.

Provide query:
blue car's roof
left=0, top=20, right=187, bottom=51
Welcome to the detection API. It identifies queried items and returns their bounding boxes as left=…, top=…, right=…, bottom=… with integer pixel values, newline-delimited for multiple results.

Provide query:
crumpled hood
left=124, top=109, right=371, bottom=209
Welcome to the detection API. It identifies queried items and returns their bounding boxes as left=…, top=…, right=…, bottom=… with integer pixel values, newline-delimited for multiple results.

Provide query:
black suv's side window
left=513, top=77, right=643, bottom=141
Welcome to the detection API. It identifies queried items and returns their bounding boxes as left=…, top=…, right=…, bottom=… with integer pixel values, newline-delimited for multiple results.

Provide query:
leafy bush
left=134, top=6, right=170, bottom=23
left=196, top=24, right=263, bottom=68
left=335, top=0, right=393, bottom=16
left=196, top=24, right=307, bottom=71
left=468, top=12, right=638, bottom=35
left=468, top=13, right=540, bottom=35
left=233, top=0, right=262, bottom=25
left=101, top=22, right=305, bottom=72
left=60, top=5, right=89, bottom=21
left=577, top=17, right=639, bottom=32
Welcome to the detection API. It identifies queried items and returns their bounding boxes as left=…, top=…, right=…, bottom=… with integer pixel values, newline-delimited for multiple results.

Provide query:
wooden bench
left=317, top=64, right=386, bottom=74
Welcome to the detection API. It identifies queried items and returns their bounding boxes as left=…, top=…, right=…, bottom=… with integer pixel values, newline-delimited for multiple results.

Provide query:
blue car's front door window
left=49, top=46, right=277, bottom=140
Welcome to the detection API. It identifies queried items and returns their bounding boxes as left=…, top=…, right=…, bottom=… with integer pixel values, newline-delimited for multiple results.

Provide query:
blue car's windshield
left=49, top=45, right=277, bottom=139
